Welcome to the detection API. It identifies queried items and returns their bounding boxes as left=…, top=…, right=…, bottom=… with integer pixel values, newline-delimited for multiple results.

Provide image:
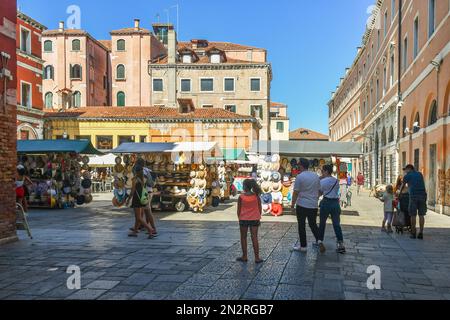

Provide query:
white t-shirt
left=320, top=177, right=339, bottom=199
left=293, top=171, right=320, bottom=209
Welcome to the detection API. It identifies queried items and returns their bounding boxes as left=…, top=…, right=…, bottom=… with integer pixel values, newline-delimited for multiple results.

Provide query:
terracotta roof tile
left=290, top=128, right=329, bottom=141
left=179, top=41, right=264, bottom=51
left=98, top=40, right=112, bottom=51
left=44, top=107, right=255, bottom=122
left=110, top=27, right=151, bottom=35
left=271, top=102, right=287, bottom=108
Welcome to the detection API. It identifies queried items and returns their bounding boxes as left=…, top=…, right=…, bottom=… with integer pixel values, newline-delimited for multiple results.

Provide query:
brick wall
left=0, top=0, right=18, bottom=244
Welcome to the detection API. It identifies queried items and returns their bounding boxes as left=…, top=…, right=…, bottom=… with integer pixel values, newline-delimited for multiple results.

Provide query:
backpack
left=136, top=179, right=150, bottom=206
left=146, top=172, right=156, bottom=188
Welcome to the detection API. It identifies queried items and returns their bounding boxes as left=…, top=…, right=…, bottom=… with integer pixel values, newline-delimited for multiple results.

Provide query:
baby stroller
left=393, top=193, right=411, bottom=234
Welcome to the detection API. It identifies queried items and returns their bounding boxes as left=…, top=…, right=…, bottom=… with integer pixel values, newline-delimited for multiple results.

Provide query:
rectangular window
left=276, top=122, right=284, bottom=133
left=97, top=136, right=113, bottom=150
left=384, top=11, right=388, bottom=37
left=118, top=136, right=134, bottom=145
left=180, top=79, right=191, bottom=92
left=202, top=104, right=213, bottom=108
left=391, top=0, right=396, bottom=21
left=390, top=54, right=395, bottom=87
left=20, top=28, right=31, bottom=53
left=383, top=67, right=387, bottom=96
left=413, top=17, right=419, bottom=58
left=250, top=78, right=261, bottom=92
left=225, top=105, right=236, bottom=113
left=403, top=37, right=408, bottom=72
left=76, top=135, right=91, bottom=142
left=414, top=148, right=420, bottom=170
left=377, top=30, right=381, bottom=50
left=21, top=82, right=31, bottom=108
left=153, top=79, right=163, bottom=92
left=140, top=136, right=147, bottom=143
left=250, top=105, right=263, bottom=120
left=428, top=0, right=436, bottom=38
left=200, top=78, right=214, bottom=92
left=402, top=151, right=407, bottom=170
left=224, top=78, right=235, bottom=92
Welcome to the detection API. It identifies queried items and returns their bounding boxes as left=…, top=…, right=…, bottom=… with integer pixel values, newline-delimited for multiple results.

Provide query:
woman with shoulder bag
left=127, top=165, right=155, bottom=239
left=317, top=165, right=346, bottom=254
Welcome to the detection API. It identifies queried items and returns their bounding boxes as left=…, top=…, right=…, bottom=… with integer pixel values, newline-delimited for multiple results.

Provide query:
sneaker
left=318, top=241, right=326, bottom=253
left=336, top=242, right=346, bottom=254
left=292, top=245, right=307, bottom=253
left=417, top=233, right=423, bottom=240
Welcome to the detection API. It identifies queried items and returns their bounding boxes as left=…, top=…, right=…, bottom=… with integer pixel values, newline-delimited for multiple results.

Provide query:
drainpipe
left=396, top=0, right=403, bottom=177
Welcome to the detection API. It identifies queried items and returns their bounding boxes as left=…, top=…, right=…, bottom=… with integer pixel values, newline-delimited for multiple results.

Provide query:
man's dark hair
left=322, top=165, right=333, bottom=175
left=403, top=164, right=415, bottom=171
left=298, top=158, right=310, bottom=170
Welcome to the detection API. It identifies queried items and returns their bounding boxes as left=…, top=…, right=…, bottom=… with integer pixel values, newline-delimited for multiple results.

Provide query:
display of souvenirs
left=187, top=164, right=209, bottom=212
left=18, top=152, right=91, bottom=209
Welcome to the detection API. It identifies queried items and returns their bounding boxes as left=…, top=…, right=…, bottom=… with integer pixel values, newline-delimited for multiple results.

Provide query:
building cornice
left=149, top=63, right=271, bottom=71
left=17, top=11, right=48, bottom=31
left=16, top=49, right=45, bottom=64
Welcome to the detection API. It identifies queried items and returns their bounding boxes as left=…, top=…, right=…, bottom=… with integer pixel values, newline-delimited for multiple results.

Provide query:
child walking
left=380, top=185, right=395, bottom=233
left=236, top=179, right=264, bottom=264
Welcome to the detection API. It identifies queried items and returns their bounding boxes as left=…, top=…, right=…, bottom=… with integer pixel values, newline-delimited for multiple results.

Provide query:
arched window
left=116, top=64, right=125, bottom=79
left=44, top=40, right=52, bottom=52
left=117, top=39, right=125, bottom=51
left=413, top=112, right=420, bottom=133
left=388, top=126, right=394, bottom=143
left=44, top=65, right=54, bottom=80
left=70, top=64, right=82, bottom=79
left=72, top=91, right=81, bottom=108
left=44, top=92, right=53, bottom=109
left=72, top=39, right=81, bottom=51
left=428, top=100, right=438, bottom=125
left=117, top=91, right=125, bottom=107
left=402, top=116, right=407, bottom=137
left=381, top=128, right=387, bottom=146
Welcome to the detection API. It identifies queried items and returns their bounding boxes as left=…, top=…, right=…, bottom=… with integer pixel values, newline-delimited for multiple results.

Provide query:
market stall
left=17, top=140, right=102, bottom=209
left=87, top=153, right=116, bottom=193
left=110, top=142, right=223, bottom=213
left=208, top=148, right=253, bottom=198
left=250, top=140, right=363, bottom=216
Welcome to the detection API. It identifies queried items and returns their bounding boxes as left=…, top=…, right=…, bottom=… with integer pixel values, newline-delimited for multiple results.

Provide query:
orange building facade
left=329, top=0, right=450, bottom=215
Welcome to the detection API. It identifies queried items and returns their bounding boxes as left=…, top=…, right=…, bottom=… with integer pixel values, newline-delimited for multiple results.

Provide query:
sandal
left=236, top=257, right=248, bottom=263
left=148, top=234, right=156, bottom=239
left=128, top=233, right=138, bottom=238
left=255, top=259, right=265, bottom=264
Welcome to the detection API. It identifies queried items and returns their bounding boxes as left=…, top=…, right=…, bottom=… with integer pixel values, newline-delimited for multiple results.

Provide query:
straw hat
left=199, top=164, right=205, bottom=171
left=197, top=171, right=206, bottom=179
left=261, top=171, right=270, bottom=181
left=271, top=172, right=281, bottom=182
left=281, top=158, right=289, bottom=169
left=190, top=171, right=197, bottom=179
left=272, top=181, right=282, bottom=193
left=261, top=181, right=271, bottom=194
left=262, top=203, right=272, bottom=215
left=261, top=193, right=272, bottom=205
left=197, top=179, right=207, bottom=189
left=271, top=154, right=280, bottom=163
left=272, top=191, right=282, bottom=203
left=271, top=203, right=283, bottom=217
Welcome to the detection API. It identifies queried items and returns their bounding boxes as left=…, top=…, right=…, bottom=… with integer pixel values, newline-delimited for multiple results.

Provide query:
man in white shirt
left=318, top=165, right=346, bottom=254
left=291, top=158, right=320, bottom=252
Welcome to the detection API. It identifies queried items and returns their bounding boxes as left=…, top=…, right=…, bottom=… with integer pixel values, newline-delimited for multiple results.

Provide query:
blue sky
left=18, top=0, right=374, bottom=135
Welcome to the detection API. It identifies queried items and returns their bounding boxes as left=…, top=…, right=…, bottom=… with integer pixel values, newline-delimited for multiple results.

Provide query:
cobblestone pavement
left=1, top=190, right=450, bottom=300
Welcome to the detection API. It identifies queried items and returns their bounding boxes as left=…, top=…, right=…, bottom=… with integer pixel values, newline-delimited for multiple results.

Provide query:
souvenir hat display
left=17, top=151, right=90, bottom=209
left=187, top=164, right=210, bottom=212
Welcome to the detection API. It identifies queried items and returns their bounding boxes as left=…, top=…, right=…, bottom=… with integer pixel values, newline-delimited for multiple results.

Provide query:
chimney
left=134, top=19, right=140, bottom=30
left=59, top=21, right=65, bottom=32
left=168, top=29, right=177, bottom=64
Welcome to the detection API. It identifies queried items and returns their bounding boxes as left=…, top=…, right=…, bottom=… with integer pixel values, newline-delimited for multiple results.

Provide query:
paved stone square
left=1, top=190, right=450, bottom=300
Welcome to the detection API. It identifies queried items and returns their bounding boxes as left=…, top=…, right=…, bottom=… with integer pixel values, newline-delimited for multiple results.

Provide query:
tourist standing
left=395, top=176, right=411, bottom=231
left=400, top=165, right=427, bottom=239
left=236, top=179, right=263, bottom=264
left=291, top=158, right=320, bottom=252
left=356, top=172, right=365, bottom=195
left=127, top=166, right=156, bottom=239
left=318, top=165, right=346, bottom=254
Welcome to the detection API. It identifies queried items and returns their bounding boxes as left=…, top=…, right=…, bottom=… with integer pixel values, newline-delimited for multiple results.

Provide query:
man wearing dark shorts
left=400, top=164, right=427, bottom=239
